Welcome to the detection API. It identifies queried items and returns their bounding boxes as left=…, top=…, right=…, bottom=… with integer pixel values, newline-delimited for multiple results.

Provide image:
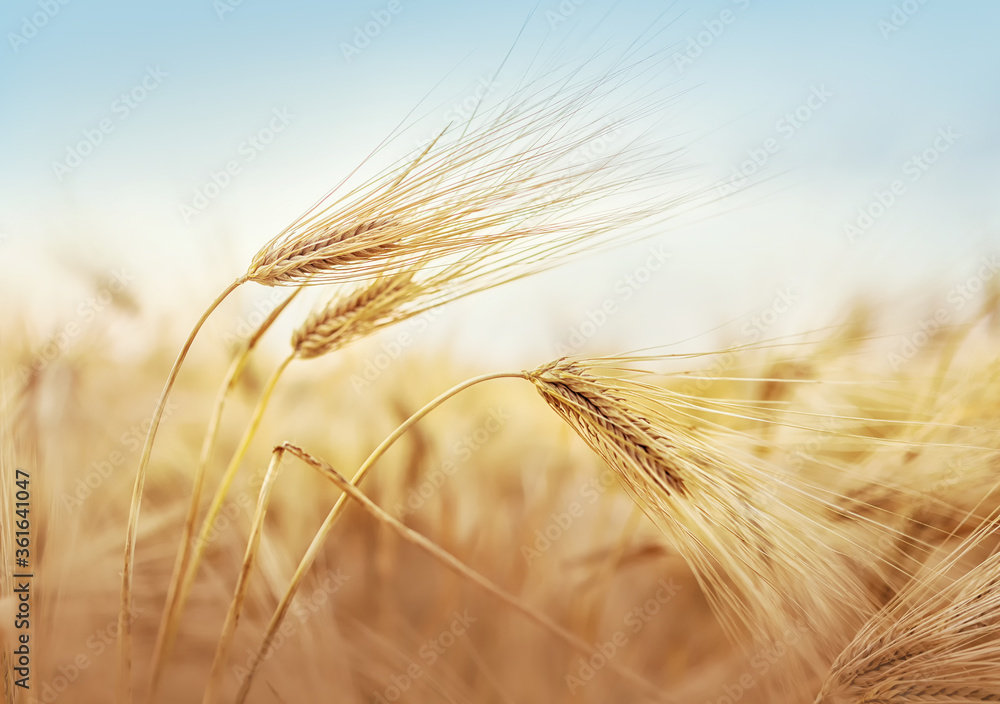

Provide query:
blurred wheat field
left=2, top=281, right=1000, bottom=703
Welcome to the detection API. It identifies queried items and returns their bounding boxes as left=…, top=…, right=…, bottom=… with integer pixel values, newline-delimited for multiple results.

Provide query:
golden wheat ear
left=522, top=358, right=893, bottom=697
left=246, top=219, right=402, bottom=286
left=814, top=519, right=1000, bottom=704
left=290, top=270, right=415, bottom=358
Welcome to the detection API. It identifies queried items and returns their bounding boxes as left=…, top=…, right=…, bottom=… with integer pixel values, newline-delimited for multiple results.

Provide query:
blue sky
left=2, top=0, right=999, bottom=362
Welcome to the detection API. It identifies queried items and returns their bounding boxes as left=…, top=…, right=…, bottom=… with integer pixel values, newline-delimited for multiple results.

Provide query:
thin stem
left=235, top=371, right=525, bottom=703
left=202, top=446, right=286, bottom=704
left=278, top=442, right=675, bottom=704
left=118, top=276, right=244, bottom=704
left=158, top=353, right=293, bottom=680
left=148, top=287, right=302, bottom=700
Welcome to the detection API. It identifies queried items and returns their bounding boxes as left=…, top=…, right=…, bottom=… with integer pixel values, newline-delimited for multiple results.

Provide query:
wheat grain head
left=525, top=357, right=880, bottom=696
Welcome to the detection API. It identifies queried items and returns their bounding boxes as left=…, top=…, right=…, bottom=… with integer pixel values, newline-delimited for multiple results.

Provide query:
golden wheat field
left=4, top=3, right=1000, bottom=704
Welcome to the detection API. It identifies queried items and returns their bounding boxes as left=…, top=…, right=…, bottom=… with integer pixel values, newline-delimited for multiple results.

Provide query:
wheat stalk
left=233, top=372, right=524, bottom=702
left=146, top=286, right=302, bottom=698
left=211, top=441, right=675, bottom=704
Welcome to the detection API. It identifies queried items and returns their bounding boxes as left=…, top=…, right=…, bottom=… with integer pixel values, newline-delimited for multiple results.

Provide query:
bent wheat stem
left=202, top=446, right=286, bottom=704
left=223, top=442, right=674, bottom=704
left=235, top=372, right=525, bottom=703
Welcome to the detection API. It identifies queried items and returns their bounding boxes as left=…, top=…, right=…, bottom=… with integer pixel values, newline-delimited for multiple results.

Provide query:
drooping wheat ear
left=246, top=219, right=401, bottom=286
left=814, top=531, right=1000, bottom=704
left=526, top=360, right=686, bottom=500
left=291, top=271, right=414, bottom=358
left=523, top=357, right=884, bottom=698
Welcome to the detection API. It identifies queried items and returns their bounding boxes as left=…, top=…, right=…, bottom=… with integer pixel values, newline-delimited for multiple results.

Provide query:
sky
left=2, top=0, right=999, bottom=366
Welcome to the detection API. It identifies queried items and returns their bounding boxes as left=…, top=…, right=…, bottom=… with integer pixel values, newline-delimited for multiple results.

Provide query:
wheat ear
left=814, top=527, right=1000, bottom=703
left=247, top=219, right=401, bottom=286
